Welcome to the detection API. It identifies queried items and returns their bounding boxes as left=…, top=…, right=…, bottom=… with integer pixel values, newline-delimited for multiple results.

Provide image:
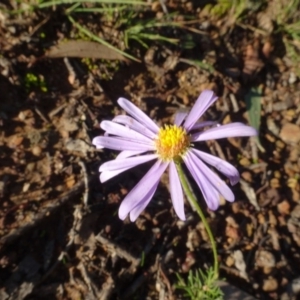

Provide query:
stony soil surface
left=0, top=1, right=300, bottom=299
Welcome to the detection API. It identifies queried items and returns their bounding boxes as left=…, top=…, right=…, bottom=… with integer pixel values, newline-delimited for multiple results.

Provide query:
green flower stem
left=175, top=162, right=219, bottom=278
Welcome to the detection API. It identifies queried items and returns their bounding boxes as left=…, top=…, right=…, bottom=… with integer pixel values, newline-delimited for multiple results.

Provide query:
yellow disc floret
left=155, top=125, right=190, bottom=161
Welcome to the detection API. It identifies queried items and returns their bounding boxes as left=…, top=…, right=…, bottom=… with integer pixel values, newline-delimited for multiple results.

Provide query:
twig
left=159, top=263, right=174, bottom=300
left=213, top=140, right=226, bottom=161
left=159, top=0, right=168, bottom=14
left=229, top=93, right=239, bottom=113
left=98, top=276, right=114, bottom=300
left=64, top=57, right=77, bottom=85
left=34, top=106, right=50, bottom=123
left=219, top=264, right=244, bottom=278
left=95, top=234, right=140, bottom=267
left=79, top=160, right=89, bottom=207
left=0, top=181, right=84, bottom=251
left=77, top=262, right=93, bottom=291
left=120, top=232, right=158, bottom=298
left=38, top=206, right=82, bottom=284
left=250, top=136, right=259, bottom=160
left=29, top=15, right=51, bottom=37
left=48, top=103, right=67, bottom=119
left=122, top=272, right=149, bottom=299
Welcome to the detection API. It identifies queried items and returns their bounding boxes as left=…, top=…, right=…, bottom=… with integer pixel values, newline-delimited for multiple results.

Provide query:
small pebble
left=255, top=250, right=276, bottom=269
left=289, top=72, right=297, bottom=85
left=262, top=277, right=278, bottom=292
left=277, top=200, right=291, bottom=215
left=280, top=123, right=300, bottom=144
left=225, top=255, right=234, bottom=267
left=32, top=145, right=42, bottom=156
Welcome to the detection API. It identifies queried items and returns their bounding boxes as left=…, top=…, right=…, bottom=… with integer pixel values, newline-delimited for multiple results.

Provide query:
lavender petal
left=116, top=149, right=147, bottom=159
left=92, top=136, right=155, bottom=151
left=118, top=97, right=160, bottom=134
left=189, top=151, right=234, bottom=202
left=192, top=123, right=257, bottom=142
left=174, top=110, right=188, bottom=126
left=190, top=121, right=218, bottom=131
left=113, top=115, right=156, bottom=139
left=100, top=154, right=157, bottom=172
left=100, top=168, right=130, bottom=183
left=191, top=149, right=240, bottom=185
left=101, top=121, right=153, bottom=145
left=169, top=161, right=185, bottom=220
left=183, top=90, right=218, bottom=132
left=129, top=181, right=159, bottom=221
left=118, top=160, right=169, bottom=220
left=183, top=152, right=220, bottom=210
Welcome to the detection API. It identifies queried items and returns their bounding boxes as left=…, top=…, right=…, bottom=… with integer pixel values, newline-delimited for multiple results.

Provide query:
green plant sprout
left=175, top=267, right=223, bottom=300
left=140, top=251, right=145, bottom=267
left=20, top=0, right=208, bottom=63
left=24, top=72, right=48, bottom=93
left=36, top=0, right=148, bottom=9
left=205, top=0, right=262, bottom=21
left=245, top=87, right=265, bottom=152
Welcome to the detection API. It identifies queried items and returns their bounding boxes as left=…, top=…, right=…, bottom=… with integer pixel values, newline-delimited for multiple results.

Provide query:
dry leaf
left=257, top=12, right=274, bottom=33
left=242, top=40, right=264, bottom=81
left=59, top=117, right=79, bottom=132
left=46, top=40, right=127, bottom=61
left=262, top=40, right=273, bottom=58
left=65, top=175, right=76, bottom=188
left=233, top=250, right=248, bottom=281
left=65, top=139, right=93, bottom=155
left=255, top=249, right=276, bottom=269
left=240, top=179, right=260, bottom=210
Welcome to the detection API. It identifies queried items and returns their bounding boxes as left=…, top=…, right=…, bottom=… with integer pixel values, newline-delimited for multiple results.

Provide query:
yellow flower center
left=155, top=125, right=190, bottom=161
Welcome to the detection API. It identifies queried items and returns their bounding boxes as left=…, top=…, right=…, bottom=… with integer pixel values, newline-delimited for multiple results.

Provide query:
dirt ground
left=0, top=1, right=300, bottom=299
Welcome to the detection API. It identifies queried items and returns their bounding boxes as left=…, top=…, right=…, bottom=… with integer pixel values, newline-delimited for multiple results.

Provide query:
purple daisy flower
left=93, top=90, right=257, bottom=222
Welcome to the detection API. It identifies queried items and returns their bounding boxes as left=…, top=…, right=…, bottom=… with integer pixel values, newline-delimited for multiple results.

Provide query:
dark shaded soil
left=1, top=1, right=300, bottom=299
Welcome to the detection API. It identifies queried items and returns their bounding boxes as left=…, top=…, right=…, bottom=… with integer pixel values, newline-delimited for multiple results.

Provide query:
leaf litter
left=0, top=1, right=300, bottom=299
